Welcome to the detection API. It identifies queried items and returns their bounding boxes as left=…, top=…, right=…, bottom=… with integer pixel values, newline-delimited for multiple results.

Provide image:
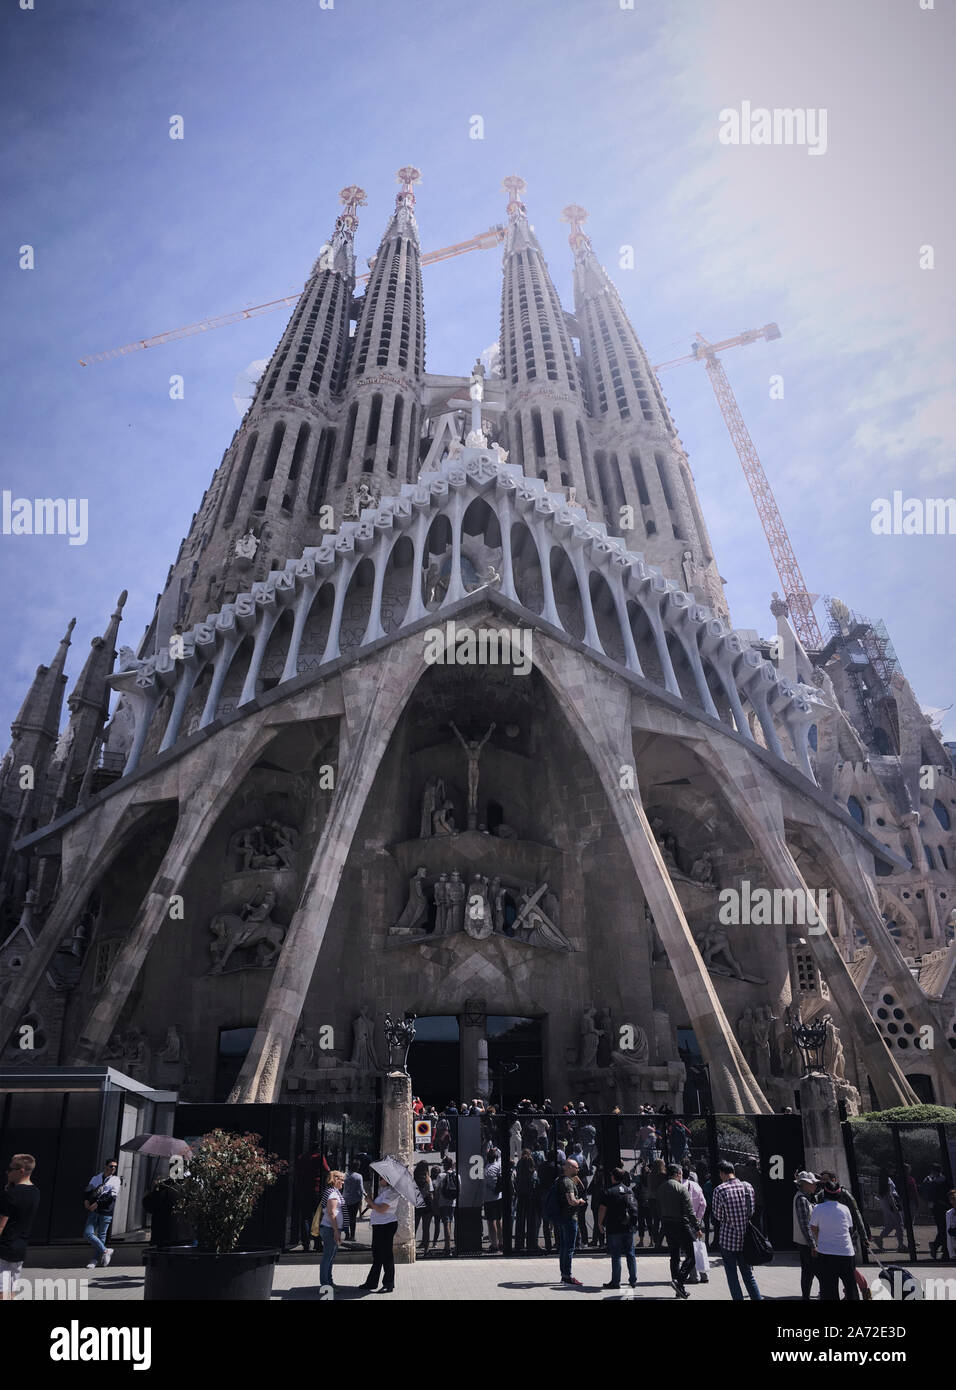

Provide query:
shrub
left=173, top=1129, right=286, bottom=1254
left=856, top=1105, right=956, bottom=1124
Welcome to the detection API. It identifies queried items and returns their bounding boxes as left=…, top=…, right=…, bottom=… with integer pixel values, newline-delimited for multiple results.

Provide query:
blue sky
left=1, top=0, right=953, bottom=739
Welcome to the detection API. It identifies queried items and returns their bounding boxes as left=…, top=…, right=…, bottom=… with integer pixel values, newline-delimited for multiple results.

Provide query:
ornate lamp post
left=786, top=1006, right=830, bottom=1076
left=383, top=1012, right=417, bottom=1074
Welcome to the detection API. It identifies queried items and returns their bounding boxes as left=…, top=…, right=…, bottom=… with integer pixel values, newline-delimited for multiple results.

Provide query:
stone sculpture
left=350, top=1006, right=380, bottom=1072
left=420, top=774, right=446, bottom=839
left=432, top=799, right=456, bottom=835
left=464, top=874, right=492, bottom=939
left=578, top=1006, right=601, bottom=1068
left=446, top=869, right=466, bottom=934
left=230, top=823, right=299, bottom=873
left=651, top=818, right=679, bottom=871
left=689, top=849, right=717, bottom=888
left=391, top=866, right=429, bottom=934
left=449, top=721, right=496, bottom=830
left=208, top=888, right=286, bottom=973
left=696, top=924, right=766, bottom=984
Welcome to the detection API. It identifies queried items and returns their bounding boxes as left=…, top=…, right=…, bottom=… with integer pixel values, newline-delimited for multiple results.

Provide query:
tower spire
left=498, top=177, right=596, bottom=503
left=337, top=166, right=426, bottom=492
left=564, top=204, right=728, bottom=616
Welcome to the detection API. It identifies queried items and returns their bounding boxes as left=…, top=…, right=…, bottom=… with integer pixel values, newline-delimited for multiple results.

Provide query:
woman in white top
left=361, top=1183, right=401, bottom=1293
left=315, top=1170, right=347, bottom=1290
left=810, top=1189, right=860, bottom=1301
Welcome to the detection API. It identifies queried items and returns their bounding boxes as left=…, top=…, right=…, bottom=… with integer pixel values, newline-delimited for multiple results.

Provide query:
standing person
left=513, top=1149, right=538, bottom=1253
left=537, top=1148, right=558, bottom=1255
left=632, top=1166, right=650, bottom=1248
left=920, top=1164, right=950, bottom=1260
left=436, top=1156, right=459, bottom=1256
left=589, top=1164, right=606, bottom=1248
left=816, top=1171, right=870, bottom=1263
left=682, top=1167, right=708, bottom=1283
left=343, top=1165, right=365, bottom=1241
left=0, top=1154, right=40, bottom=1299
left=874, top=1170, right=905, bottom=1253
left=293, top=1147, right=329, bottom=1253
left=792, top=1171, right=821, bottom=1300
left=551, top=1158, right=587, bottom=1287
left=657, top=1163, right=702, bottom=1299
left=361, top=1180, right=401, bottom=1293
left=315, top=1171, right=348, bottom=1290
left=82, top=1159, right=121, bottom=1269
left=597, top=1167, right=639, bottom=1290
left=809, top=1185, right=860, bottom=1301
left=638, top=1119, right=658, bottom=1165
left=413, top=1160, right=436, bottom=1256
left=434, top=1114, right=451, bottom=1159
left=946, top=1189, right=956, bottom=1259
left=483, top=1147, right=503, bottom=1252
left=647, top=1158, right=667, bottom=1249
left=711, top=1161, right=762, bottom=1301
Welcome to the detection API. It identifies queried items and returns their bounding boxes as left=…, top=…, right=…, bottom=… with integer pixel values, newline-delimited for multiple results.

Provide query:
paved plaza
left=15, top=1248, right=956, bottom=1302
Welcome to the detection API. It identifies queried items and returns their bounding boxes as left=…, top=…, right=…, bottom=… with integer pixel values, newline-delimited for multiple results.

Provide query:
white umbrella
left=370, top=1155, right=424, bottom=1207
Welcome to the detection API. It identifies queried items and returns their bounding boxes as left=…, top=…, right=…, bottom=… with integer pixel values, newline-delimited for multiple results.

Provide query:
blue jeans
left=84, top=1212, right=112, bottom=1257
left=720, top=1250, right=762, bottom=1300
left=557, top=1217, right=578, bottom=1280
left=607, top=1231, right=637, bottom=1285
left=319, top=1225, right=340, bottom=1286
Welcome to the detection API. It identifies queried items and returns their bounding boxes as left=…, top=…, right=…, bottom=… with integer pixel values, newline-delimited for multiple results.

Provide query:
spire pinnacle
left=395, top=166, right=422, bottom=211
left=336, top=184, right=367, bottom=237
left=561, top=203, right=592, bottom=257
left=502, top=174, right=528, bottom=221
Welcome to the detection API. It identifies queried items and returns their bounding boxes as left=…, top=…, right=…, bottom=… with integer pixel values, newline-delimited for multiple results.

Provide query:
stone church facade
left=1, top=173, right=954, bottom=1116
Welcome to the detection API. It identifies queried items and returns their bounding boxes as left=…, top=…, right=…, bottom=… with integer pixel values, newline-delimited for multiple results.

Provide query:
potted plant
left=143, top=1129, right=287, bottom=1301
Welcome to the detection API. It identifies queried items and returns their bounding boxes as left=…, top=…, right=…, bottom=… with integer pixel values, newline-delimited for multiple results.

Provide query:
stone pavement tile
left=25, top=1255, right=956, bottom=1302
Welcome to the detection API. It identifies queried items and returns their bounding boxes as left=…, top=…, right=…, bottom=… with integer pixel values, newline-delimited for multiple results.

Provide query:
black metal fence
left=842, top=1119, right=956, bottom=1265
left=412, top=1109, right=804, bottom=1257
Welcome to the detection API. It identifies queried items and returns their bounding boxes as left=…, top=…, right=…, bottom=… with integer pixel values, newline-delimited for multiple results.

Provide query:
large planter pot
left=143, top=1246, right=280, bottom=1301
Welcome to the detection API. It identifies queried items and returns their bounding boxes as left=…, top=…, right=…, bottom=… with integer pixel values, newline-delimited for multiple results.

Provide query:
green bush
left=173, top=1129, right=286, bottom=1253
left=856, top=1105, right=956, bottom=1124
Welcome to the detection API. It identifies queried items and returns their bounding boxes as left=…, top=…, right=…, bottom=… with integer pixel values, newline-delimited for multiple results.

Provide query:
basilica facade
left=1, top=173, right=954, bottom=1116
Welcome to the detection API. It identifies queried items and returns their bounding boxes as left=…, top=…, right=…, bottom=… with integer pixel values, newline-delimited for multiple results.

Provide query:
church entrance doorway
left=407, top=1015, right=460, bottom=1109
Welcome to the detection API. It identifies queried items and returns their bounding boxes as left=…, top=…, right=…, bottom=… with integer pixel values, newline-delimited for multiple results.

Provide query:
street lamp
left=383, top=1012, right=417, bottom=1074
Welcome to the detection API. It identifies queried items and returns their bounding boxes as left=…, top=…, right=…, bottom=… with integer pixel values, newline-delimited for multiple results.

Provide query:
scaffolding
left=824, top=597, right=900, bottom=751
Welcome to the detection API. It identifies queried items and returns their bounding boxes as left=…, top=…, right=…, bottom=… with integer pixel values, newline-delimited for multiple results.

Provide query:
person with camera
left=83, top=1158, right=121, bottom=1268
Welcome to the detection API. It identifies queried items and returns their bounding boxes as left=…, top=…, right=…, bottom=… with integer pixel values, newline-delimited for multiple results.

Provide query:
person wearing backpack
left=597, top=1167, right=639, bottom=1289
left=436, top=1156, right=459, bottom=1256
left=514, top=1149, right=539, bottom=1253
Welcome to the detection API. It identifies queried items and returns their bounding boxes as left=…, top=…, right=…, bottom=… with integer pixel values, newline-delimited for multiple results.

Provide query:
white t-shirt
left=369, top=1185, right=400, bottom=1226
left=811, top=1199, right=854, bottom=1256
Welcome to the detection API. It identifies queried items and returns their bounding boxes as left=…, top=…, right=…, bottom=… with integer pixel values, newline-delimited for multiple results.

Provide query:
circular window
left=877, top=1008, right=889, bottom=1019
left=887, top=1023, right=899, bottom=1034
left=882, top=994, right=895, bottom=1005
left=892, top=1008, right=904, bottom=1019
left=876, top=818, right=886, bottom=827
left=903, top=892, right=911, bottom=900
left=903, top=1023, right=915, bottom=1035
left=897, top=1038, right=909, bottom=1049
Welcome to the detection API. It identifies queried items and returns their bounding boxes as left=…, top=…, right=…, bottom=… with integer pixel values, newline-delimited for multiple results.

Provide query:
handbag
left=742, top=1219, right=774, bottom=1266
left=693, top=1236, right=709, bottom=1274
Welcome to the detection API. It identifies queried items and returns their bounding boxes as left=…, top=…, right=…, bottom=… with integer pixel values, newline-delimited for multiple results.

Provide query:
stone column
left=799, top=1073, right=852, bottom=1187
left=381, top=1069, right=416, bottom=1265
left=460, top=1000, right=486, bottom=1103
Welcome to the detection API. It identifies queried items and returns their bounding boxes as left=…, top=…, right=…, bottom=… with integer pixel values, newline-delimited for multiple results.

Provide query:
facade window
left=933, top=799, right=951, bottom=830
left=847, top=795, right=864, bottom=825
left=93, top=939, right=123, bottom=991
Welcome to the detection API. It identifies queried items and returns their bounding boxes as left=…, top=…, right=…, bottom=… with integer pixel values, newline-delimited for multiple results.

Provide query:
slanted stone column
left=229, top=640, right=427, bottom=1102
left=381, top=1070, right=416, bottom=1265
left=533, top=641, right=770, bottom=1114
left=698, top=744, right=919, bottom=1109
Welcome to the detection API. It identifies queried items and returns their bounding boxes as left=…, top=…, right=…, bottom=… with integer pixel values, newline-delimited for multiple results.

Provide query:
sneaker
left=86, top=1261, right=98, bottom=1269
left=100, top=1248, right=114, bottom=1268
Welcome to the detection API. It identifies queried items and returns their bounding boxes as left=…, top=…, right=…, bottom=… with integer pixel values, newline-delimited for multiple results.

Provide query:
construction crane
left=78, top=225, right=507, bottom=367
left=655, top=324, right=824, bottom=651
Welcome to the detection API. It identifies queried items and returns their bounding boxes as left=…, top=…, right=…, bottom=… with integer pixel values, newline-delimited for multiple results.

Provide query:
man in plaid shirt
left=711, top=1161, right=763, bottom=1300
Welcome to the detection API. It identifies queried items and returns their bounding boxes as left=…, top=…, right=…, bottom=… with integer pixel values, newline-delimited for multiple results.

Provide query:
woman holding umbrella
left=360, top=1157, right=415, bottom=1293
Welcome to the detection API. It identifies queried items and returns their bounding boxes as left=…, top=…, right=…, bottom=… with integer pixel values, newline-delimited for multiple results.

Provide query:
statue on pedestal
left=446, top=870, right=466, bottom=934
left=420, top=775, right=446, bottom=839
left=350, top=1007, right=380, bottom=1073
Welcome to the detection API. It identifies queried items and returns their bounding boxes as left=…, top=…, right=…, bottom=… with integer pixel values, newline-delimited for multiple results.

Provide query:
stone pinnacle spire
left=11, top=618, right=75, bottom=743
